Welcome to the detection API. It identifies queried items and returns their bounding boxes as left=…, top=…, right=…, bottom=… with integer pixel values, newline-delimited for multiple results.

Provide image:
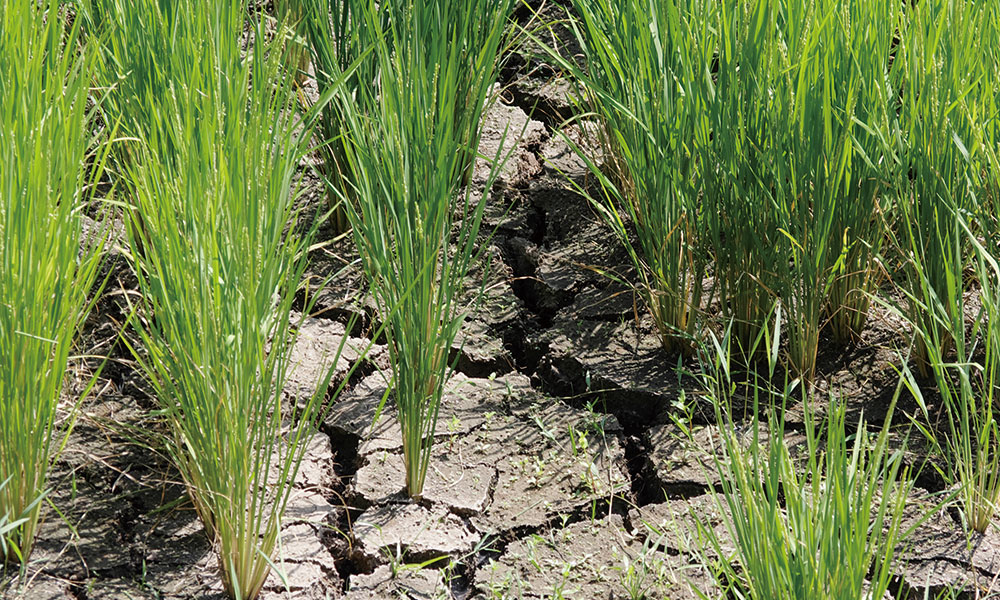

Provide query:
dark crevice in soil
left=623, top=434, right=665, bottom=507
left=322, top=428, right=362, bottom=487
left=474, top=494, right=630, bottom=567
left=321, top=416, right=366, bottom=589
left=471, top=533, right=506, bottom=575
left=500, top=244, right=579, bottom=326
left=522, top=199, right=548, bottom=245
left=449, top=335, right=515, bottom=379
left=506, top=84, right=572, bottom=132
left=510, top=0, right=559, bottom=25
left=296, top=293, right=382, bottom=343
left=500, top=316, right=547, bottom=376
left=447, top=571, right=476, bottom=600
left=497, top=55, right=559, bottom=130
left=322, top=514, right=362, bottom=593
left=650, top=481, right=719, bottom=504
left=344, top=359, right=379, bottom=389
left=911, top=462, right=949, bottom=496
left=892, top=574, right=972, bottom=600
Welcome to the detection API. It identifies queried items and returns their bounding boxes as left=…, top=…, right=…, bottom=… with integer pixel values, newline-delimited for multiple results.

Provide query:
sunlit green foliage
left=0, top=0, right=107, bottom=564
left=99, top=2, right=353, bottom=597
left=559, top=0, right=716, bottom=355
left=334, top=0, right=514, bottom=498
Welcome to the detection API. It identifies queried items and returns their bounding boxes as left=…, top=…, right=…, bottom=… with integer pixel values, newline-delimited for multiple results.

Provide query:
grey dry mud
left=4, top=1, right=998, bottom=598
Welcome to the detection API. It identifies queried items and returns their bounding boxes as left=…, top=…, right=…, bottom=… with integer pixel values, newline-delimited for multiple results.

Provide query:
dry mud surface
left=3, top=2, right=998, bottom=599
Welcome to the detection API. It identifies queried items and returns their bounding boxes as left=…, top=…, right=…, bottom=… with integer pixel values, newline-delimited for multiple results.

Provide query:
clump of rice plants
left=988, top=4, right=1000, bottom=197
left=544, top=0, right=898, bottom=373
left=555, top=0, right=718, bottom=356
left=0, top=0, right=107, bottom=564
left=303, top=0, right=502, bottom=235
left=891, top=0, right=995, bottom=376
left=772, top=0, right=899, bottom=374
left=698, top=0, right=785, bottom=358
left=695, top=327, right=912, bottom=600
left=113, top=3, right=354, bottom=597
left=334, top=0, right=513, bottom=498
left=900, top=167, right=1000, bottom=534
left=703, top=0, right=899, bottom=377
left=820, top=0, right=900, bottom=344
left=273, top=0, right=310, bottom=81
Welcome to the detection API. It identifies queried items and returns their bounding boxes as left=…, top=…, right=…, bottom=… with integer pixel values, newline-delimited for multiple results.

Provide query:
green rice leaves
left=332, top=0, right=514, bottom=498
left=100, top=3, right=354, bottom=596
left=0, top=0, right=107, bottom=564
left=695, top=329, right=911, bottom=600
left=565, top=0, right=716, bottom=356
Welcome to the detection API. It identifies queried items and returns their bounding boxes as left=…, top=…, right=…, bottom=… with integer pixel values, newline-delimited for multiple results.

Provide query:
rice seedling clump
left=0, top=0, right=107, bottom=565
left=333, top=0, right=514, bottom=499
left=101, top=2, right=354, bottom=596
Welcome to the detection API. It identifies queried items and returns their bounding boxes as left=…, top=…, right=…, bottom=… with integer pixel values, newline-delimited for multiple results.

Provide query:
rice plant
left=273, top=0, right=310, bottom=83
left=695, top=328, right=912, bottom=600
left=699, top=0, right=786, bottom=358
left=702, top=0, right=899, bottom=377
left=82, top=0, right=190, bottom=189
left=987, top=6, right=1000, bottom=200
left=0, top=478, right=32, bottom=562
left=302, top=0, right=504, bottom=235
left=900, top=165, right=1000, bottom=534
left=892, top=0, right=994, bottom=376
left=334, top=0, right=514, bottom=498
left=553, top=0, right=717, bottom=356
left=114, top=3, right=355, bottom=597
left=821, top=0, right=900, bottom=344
left=0, top=0, right=107, bottom=564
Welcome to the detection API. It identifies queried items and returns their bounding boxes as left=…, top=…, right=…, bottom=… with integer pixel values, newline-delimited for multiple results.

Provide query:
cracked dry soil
left=5, top=2, right=1000, bottom=598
